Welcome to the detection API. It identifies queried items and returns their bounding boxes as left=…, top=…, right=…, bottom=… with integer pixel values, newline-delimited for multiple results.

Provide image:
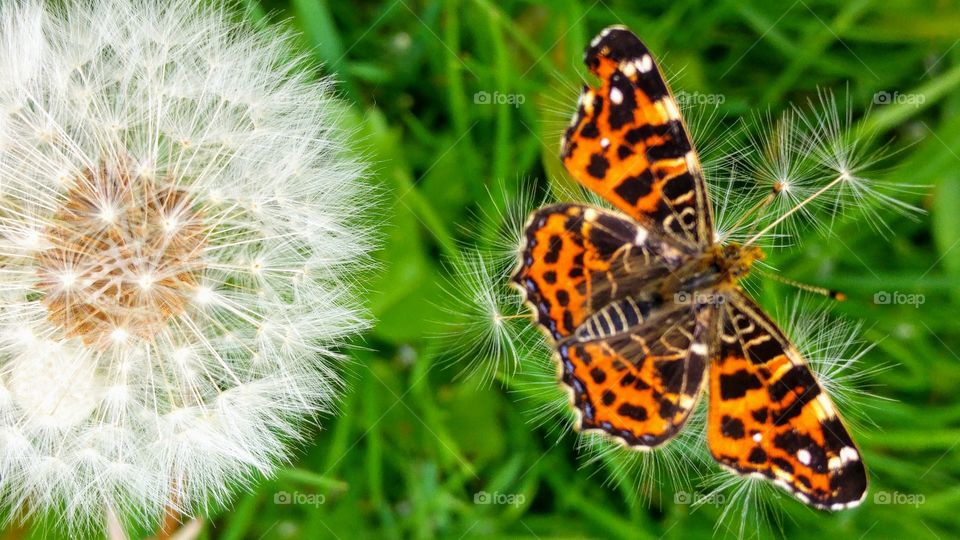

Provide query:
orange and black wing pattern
left=560, top=302, right=714, bottom=447
left=707, top=292, right=867, bottom=509
left=511, top=203, right=691, bottom=340
left=561, top=26, right=712, bottom=248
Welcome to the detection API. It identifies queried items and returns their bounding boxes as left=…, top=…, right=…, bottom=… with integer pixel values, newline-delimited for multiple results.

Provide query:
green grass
left=54, top=0, right=960, bottom=538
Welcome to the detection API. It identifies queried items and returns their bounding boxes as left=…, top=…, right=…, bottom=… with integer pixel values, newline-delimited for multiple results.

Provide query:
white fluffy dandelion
left=0, top=0, right=371, bottom=534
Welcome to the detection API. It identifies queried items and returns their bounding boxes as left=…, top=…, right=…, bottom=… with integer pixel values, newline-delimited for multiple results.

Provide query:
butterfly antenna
left=762, top=271, right=846, bottom=301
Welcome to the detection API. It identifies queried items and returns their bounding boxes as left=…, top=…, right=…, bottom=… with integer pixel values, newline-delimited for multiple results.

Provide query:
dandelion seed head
left=0, top=0, right=371, bottom=534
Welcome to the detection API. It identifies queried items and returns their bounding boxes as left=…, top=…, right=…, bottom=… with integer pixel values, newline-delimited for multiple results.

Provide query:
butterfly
left=511, top=25, right=867, bottom=510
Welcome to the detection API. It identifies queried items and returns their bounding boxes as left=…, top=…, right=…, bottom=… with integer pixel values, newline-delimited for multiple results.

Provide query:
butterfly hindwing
left=560, top=26, right=712, bottom=248
left=707, top=292, right=868, bottom=509
left=561, top=302, right=713, bottom=447
left=512, top=203, right=692, bottom=340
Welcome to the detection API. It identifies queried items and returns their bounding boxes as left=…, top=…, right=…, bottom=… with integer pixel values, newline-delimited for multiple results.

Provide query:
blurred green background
left=145, top=0, right=960, bottom=538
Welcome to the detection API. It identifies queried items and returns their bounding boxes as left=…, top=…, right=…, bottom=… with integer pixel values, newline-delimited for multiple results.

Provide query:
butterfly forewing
left=560, top=26, right=713, bottom=248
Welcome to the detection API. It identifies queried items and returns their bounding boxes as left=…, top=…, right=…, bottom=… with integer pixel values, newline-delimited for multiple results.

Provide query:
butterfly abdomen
left=572, top=295, right=661, bottom=342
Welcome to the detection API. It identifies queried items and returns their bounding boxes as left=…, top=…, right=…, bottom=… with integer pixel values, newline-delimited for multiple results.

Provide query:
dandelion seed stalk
left=744, top=172, right=849, bottom=247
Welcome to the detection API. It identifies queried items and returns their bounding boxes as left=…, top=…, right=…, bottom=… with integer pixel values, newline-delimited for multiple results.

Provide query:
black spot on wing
left=624, top=122, right=674, bottom=145
left=544, top=235, right=563, bottom=264
left=829, top=459, right=867, bottom=505
left=646, top=128, right=691, bottom=161
left=748, top=447, right=768, bottom=464
left=613, top=169, right=654, bottom=206
left=719, top=368, right=763, bottom=400
left=580, top=121, right=599, bottom=139
left=771, top=457, right=795, bottom=475
left=660, top=173, right=695, bottom=201
left=617, top=402, right=648, bottom=421
left=584, top=26, right=648, bottom=69
left=635, top=69, right=668, bottom=101
left=720, top=415, right=745, bottom=439
left=608, top=73, right=636, bottom=130
left=821, top=417, right=857, bottom=451
left=746, top=335, right=784, bottom=365
left=769, top=366, right=820, bottom=407
left=587, top=154, right=610, bottom=179
left=654, top=359, right=684, bottom=393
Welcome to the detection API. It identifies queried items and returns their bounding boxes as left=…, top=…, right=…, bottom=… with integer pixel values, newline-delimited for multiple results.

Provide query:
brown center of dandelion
left=36, top=164, right=206, bottom=348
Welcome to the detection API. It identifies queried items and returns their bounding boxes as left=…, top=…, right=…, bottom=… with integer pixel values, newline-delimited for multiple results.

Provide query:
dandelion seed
left=711, top=94, right=924, bottom=248
left=438, top=249, right=542, bottom=385
left=0, top=0, right=372, bottom=535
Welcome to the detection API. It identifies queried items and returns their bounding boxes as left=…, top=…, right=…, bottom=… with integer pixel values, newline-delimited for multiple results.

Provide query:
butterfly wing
left=512, top=202, right=708, bottom=447
left=560, top=301, right=714, bottom=447
left=561, top=26, right=713, bottom=248
left=511, top=202, right=692, bottom=340
left=708, top=292, right=868, bottom=509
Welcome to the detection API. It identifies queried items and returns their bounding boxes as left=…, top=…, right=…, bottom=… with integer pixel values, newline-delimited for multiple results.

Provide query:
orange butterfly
left=511, top=26, right=867, bottom=510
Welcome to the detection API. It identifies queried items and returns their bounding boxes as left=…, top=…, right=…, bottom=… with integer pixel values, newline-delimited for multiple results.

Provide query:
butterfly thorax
left=711, top=243, right=765, bottom=284
left=666, top=243, right=765, bottom=301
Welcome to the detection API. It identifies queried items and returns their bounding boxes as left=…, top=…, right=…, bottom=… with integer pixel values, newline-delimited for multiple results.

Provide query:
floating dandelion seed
left=439, top=182, right=549, bottom=385
left=439, top=249, right=535, bottom=385
left=710, top=93, right=924, bottom=248
left=0, top=0, right=372, bottom=535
